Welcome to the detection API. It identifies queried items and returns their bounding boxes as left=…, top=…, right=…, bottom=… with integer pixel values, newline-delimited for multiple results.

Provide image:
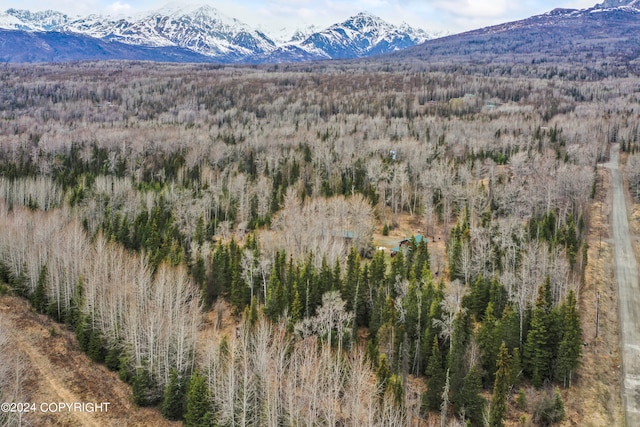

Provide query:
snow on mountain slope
left=595, top=0, right=640, bottom=9
left=0, top=4, right=435, bottom=63
left=2, top=8, right=75, bottom=31
left=293, top=12, right=434, bottom=60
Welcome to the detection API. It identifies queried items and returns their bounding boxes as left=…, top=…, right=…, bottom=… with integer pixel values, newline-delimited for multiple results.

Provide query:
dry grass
left=554, top=165, right=623, bottom=427
left=0, top=295, right=179, bottom=427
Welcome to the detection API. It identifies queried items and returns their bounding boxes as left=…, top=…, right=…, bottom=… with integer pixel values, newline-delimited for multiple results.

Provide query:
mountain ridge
left=386, top=0, right=640, bottom=75
left=0, top=4, right=434, bottom=63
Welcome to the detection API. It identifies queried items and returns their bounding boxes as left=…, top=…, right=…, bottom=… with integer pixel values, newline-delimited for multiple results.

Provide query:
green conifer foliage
left=32, top=264, right=49, bottom=313
left=555, top=290, right=582, bottom=388
left=524, top=283, right=553, bottom=388
left=132, top=366, right=162, bottom=407
left=489, top=342, right=511, bottom=427
left=185, top=370, right=214, bottom=427
left=460, top=365, right=486, bottom=426
left=478, top=302, right=501, bottom=386
left=423, top=336, right=445, bottom=413
left=162, top=368, right=188, bottom=421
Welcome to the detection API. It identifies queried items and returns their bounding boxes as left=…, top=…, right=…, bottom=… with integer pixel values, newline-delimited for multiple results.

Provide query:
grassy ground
left=0, top=295, right=179, bottom=427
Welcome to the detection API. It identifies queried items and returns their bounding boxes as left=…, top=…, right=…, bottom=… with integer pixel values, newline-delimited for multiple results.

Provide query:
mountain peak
left=343, top=11, right=389, bottom=28
left=148, top=3, right=231, bottom=22
left=0, top=5, right=434, bottom=63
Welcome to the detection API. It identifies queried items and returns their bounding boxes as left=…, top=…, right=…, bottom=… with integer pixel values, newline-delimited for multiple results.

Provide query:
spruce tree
left=105, top=342, right=122, bottom=371
left=162, top=368, right=188, bottom=421
left=132, top=366, right=162, bottom=406
left=75, top=315, right=91, bottom=352
left=524, top=283, right=552, bottom=388
left=478, top=302, right=500, bottom=386
left=423, top=336, right=445, bottom=412
left=32, top=264, right=49, bottom=313
left=449, top=312, right=472, bottom=409
left=489, top=342, right=511, bottom=427
left=87, top=328, right=106, bottom=363
left=555, top=290, right=582, bottom=388
left=488, top=278, right=508, bottom=317
left=470, top=275, right=490, bottom=320
left=343, top=247, right=360, bottom=313
left=499, top=304, right=520, bottom=352
left=185, top=370, right=213, bottom=427
left=511, top=347, right=522, bottom=388
left=460, top=365, right=485, bottom=426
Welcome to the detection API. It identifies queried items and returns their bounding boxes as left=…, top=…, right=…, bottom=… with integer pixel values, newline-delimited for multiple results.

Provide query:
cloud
left=431, top=0, right=514, bottom=18
left=108, top=1, right=132, bottom=13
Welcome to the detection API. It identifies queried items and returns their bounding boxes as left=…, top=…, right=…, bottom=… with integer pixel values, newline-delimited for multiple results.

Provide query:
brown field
left=0, top=296, right=179, bottom=427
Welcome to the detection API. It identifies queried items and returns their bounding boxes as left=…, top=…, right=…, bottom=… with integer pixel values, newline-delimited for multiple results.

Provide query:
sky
left=0, top=0, right=603, bottom=34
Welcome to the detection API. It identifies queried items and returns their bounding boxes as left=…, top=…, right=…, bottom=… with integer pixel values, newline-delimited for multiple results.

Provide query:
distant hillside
left=0, top=29, right=217, bottom=63
left=392, top=0, right=640, bottom=76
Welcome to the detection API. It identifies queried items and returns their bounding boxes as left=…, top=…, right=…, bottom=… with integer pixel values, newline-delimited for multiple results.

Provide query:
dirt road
left=0, top=296, right=179, bottom=427
left=607, top=144, right=640, bottom=427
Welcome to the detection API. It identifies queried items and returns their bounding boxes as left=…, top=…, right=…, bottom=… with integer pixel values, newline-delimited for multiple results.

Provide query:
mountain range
left=1, top=0, right=640, bottom=66
left=0, top=4, right=434, bottom=63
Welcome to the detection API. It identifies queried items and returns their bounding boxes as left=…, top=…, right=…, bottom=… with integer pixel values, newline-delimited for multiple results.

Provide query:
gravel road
left=607, top=144, right=640, bottom=427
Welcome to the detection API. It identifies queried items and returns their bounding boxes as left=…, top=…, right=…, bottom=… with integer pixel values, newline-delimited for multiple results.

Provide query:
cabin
left=390, top=234, right=426, bottom=256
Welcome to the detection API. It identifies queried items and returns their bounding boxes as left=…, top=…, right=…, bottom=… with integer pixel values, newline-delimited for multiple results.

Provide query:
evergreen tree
left=10, top=264, right=29, bottom=298
left=185, top=370, right=214, bottom=427
left=423, top=336, right=445, bottom=412
left=191, top=252, right=206, bottom=289
left=460, top=365, right=486, bottom=426
left=194, top=215, right=205, bottom=246
left=555, top=290, right=582, bottom=387
left=412, top=238, right=430, bottom=279
left=499, top=304, right=521, bottom=353
left=332, top=257, right=342, bottom=292
left=511, top=347, right=523, bottom=388
left=87, top=328, right=106, bottom=363
left=488, top=278, right=508, bottom=317
left=489, top=342, right=511, bottom=427
left=449, top=312, right=472, bottom=409
left=343, top=247, right=360, bottom=312
left=265, top=264, right=284, bottom=320
left=448, top=224, right=463, bottom=281
left=75, top=315, right=91, bottom=352
left=105, top=342, right=122, bottom=371
left=162, top=368, right=188, bottom=421
left=132, top=366, right=162, bottom=407
left=389, top=250, right=405, bottom=287
left=32, top=264, right=49, bottom=313
left=524, top=284, right=552, bottom=388
left=470, top=275, right=490, bottom=320
left=478, top=302, right=501, bottom=386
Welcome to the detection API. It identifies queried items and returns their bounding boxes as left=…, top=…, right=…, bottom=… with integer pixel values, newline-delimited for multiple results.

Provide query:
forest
left=0, top=60, right=638, bottom=426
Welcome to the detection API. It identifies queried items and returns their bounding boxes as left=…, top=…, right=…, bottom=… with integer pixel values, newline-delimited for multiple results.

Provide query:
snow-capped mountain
left=0, top=4, right=435, bottom=63
left=267, top=25, right=320, bottom=45
left=62, top=4, right=275, bottom=59
left=1, top=8, right=74, bottom=31
left=297, top=12, right=431, bottom=59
